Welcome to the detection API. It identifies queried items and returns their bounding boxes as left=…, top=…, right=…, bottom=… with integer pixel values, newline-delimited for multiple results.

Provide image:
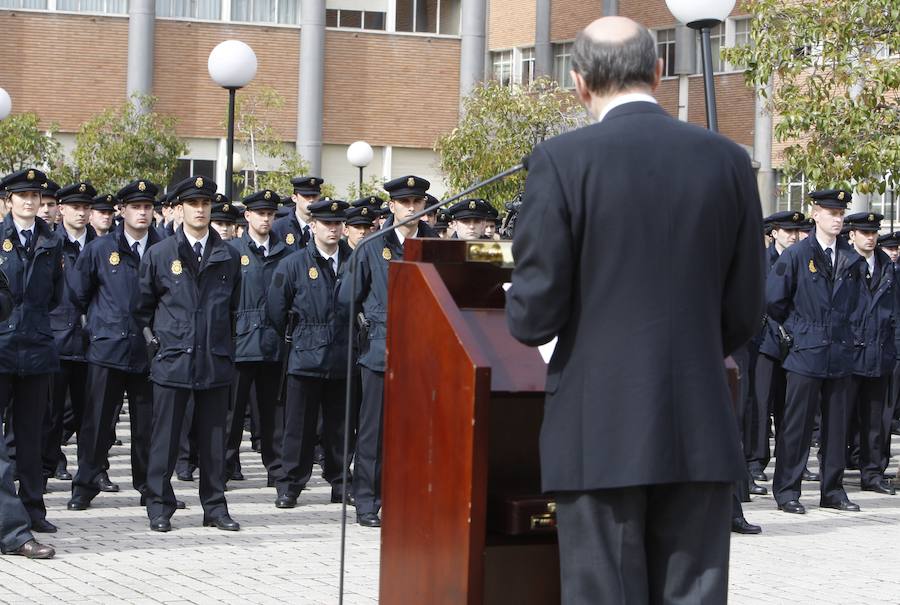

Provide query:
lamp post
left=208, top=40, right=258, bottom=200
left=0, top=88, right=11, bottom=121
left=665, top=0, right=735, bottom=132
left=346, top=141, right=373, bottom=197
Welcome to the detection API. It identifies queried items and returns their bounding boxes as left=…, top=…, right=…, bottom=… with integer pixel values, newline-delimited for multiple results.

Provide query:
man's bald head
left=572, top=17, right=659, bottom=97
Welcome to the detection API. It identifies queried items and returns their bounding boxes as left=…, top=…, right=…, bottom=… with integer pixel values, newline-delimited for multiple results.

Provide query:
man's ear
left=572, top=71, right=592, bottom=108
left=651, top=57, right=664, bottom=91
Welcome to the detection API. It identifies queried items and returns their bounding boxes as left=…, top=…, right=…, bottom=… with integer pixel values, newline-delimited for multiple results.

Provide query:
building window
left=871, top=186, right=898, bottom=227
left=491, top=50, right=513, bottom=88
left=777, top=172, right=809, bottom=212
left=395, top=0, right=460, bottom=35
left=553, top=42, right=574, bottom=89
left=326, top=8, right=386, bottom=30
left=726, top=17, right=752, bottom=70
left=696, top=22, right=725, bottom=73
left=235, top=170, right=270, bottom=199
left=231, top=0, right=298, bottom=25
left=168, top=159, right=216, bottom=192
left=520, top=47, right=535, bottom=87
left=156, top=0, right=220, bottom=19
left=655, top=28, right=677, bottom=78
left=57, top=0, right=126, bottom=12
left=0, top=0, right=47, bottom=8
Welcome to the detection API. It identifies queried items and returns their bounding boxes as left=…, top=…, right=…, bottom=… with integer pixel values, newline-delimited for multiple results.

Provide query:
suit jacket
left=506, top=101, right=764, bottom=492
left=850, top=247, right=895, bottom=377
left=49, top=225, right=97, bottom=361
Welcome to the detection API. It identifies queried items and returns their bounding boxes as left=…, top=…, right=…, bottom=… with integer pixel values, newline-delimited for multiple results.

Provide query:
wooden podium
left=380, top=238, right=560, bottom=605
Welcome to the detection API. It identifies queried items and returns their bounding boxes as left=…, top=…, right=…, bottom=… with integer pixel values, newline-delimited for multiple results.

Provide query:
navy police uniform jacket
left=267, top=240, right=351, bottom=378
left=228, top=231, right=293, bottom=363
left=271, top=213, right=310, bottom=250
left=68, top=224, right=163, bottom=374
left=0, top=215, right=64, bottom=375
left=340, top=219, right=436, bottom=373
left=850, top=248, right=896, bottom=377
left=758, top=244, right=787, bottom=360
left=50, top=226, right=97, bottom=361
left=136, top=227, right=242, bottom=390
left=0, top=268, right=14, bottom=322
left=767, top=233, right=865, bottom=379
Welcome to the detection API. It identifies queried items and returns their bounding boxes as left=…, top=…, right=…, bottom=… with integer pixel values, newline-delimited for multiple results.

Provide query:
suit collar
left=600, top=101, right=669, bottom=124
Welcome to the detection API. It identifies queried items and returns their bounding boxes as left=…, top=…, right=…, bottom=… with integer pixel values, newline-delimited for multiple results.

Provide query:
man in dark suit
left=505, top=18, right=764, bottom=604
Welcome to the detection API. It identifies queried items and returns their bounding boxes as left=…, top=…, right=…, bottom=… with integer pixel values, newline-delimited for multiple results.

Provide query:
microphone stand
left=337, top=162, right=525, bottom=604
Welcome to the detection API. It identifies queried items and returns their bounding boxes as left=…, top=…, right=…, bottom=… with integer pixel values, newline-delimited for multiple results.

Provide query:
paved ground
left=2, top=420, right=899, bottom=604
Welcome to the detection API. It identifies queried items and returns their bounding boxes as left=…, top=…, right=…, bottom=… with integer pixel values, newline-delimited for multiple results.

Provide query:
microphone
left=336, top=162, right=527, bottom=604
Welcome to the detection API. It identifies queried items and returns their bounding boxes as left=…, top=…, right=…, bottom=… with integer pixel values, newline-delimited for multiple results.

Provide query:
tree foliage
left=0, top=113, right=62, bottom=175
left=435, top=79, right=589, bottom=208
left=724, top=0, right=900, bottom=194
left=344, top=175, right=387, bottom=202
left=70, top=95, right=186, bottom=193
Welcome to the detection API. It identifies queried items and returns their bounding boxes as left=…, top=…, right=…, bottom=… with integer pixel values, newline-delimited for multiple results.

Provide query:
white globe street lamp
left=346, top=141, right=374, bottom=196
left=0, top=88, right=12, bottom=121
left=208, top=40, right=258, bottom=200
left=665, top=0, right=736, bottom=132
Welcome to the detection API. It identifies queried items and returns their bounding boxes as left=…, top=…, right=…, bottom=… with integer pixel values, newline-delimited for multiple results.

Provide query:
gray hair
left=571, top=25, right=658, bottom=96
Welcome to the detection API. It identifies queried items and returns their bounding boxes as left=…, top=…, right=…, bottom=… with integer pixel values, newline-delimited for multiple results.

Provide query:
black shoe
left=820, top=498, right=860, bottom=512
left=204, top=515, right=240, bottom=531
left=31, top=519, right=58, bottom=533
left=357, top=512, right=381, bottom=527
left=802, top=470, right=820, bottom=482
left=731, top=517, right=762, bottom=534
left=778, top=500, right=806, bottom=514
left=96, top=473, right=119, bottom=493
left=150, top=516, right=171, bottom=532
left=811, top=438, right=820, bottom=448
left=67, top=499, right=89, bottom=511
left=113, top=439, right=123, bottom=446
left=331, top=491, right=356, bottom=506
left=275, top=494, right=297, bottom=509
left=251, top=440, right=261, bottom=452
left=750, top=470, right=768, bottom=482
left=862, top=480, right=896, bottom=495
left=10, top=539, right=55, bottom=559
left=54, top=469, right=72, bottom=481
left=227, top=469, right=245, bottom=481
left=176, top=471, right=193, bottom=482
left=749, top=481, right=768, bottom=496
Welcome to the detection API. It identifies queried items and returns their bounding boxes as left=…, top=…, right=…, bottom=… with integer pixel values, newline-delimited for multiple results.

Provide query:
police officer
left=268, top=199, right=352, bottom=508
left=0, top=168, right=64, bottom=533
left=272, top=176, right=323, bottom=249
left=345, top=198, right=379, bottom=249
left=67, top=179, right=165, bottom=511
left=224, top=189, right=293, bottom=486
left=447, top=199, right=493, bottom=240
left=434, top=209, right=451, bottom=239
left=42, top=181, right=98, bottom=486
left=340, top=176, right=436, bottom=527
left=210, top=194, right=239, bottom=242
left=878, top=231, right=900, bottom=448
left=36, top=179, right=60, bottom=228
left=845, top=212, right=896, bottom=495
left=749, top=211, right=806, bottom=484
left=90, top=194, right=116, bottom=237
left=136, top=176, right=242, bottom=532
left=767, top=189, right=864, bottom=514
left=0, top=269, right=54, bottom=559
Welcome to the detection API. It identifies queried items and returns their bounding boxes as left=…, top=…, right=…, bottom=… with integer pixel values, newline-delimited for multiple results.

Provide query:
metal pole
left=698, top=26, right=719, bottom=132
left=358, top=166, right=364, bottom=197
left=226, top=87, right=236, bottom=200
left=891, top=194, right=895, bottom=233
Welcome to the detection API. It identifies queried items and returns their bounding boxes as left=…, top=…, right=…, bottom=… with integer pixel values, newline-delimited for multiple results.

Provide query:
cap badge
left=838, top=191, right=845, bottom=201
left=793, top=213, right=799, bottom=221
left=2, top=239, right=12, bottom=253
left=286, top=233, right=296, bottom=246
left=264, top=191, right=271, bottom=200
left=195, top=177, right=204, bottom=188
left=241, top=254, right=250, bottom=266
left=138, top=181, right=146, bottom=192
left=407, top=177, right=415, bottom=188
left=79, top=183, right=87, bottom=193
left=109, top=252, right=120, bottom=266
left=469, top=200, right=476, bottom=210
left=26, top=170, right=34, bottom=181
left=809, top=260, right=817, bottom=274
left=171, top=259, right=183, bottom=275
left=308, top=266, right=319, bottom=280
left=382, top=247, right=392, bottom=261
left=42, top=182, right=48, bottom=189
left=310, top=178, right=317, bottom=186
left=869, top=214, right=875, bottom=222
left=370, top=197, right=376, bottom=203
left=331, top=202, right=338, bottom=211
left=223, top=204, right=229, bottom=212
left=362, top=208, right=368, bottom=216
left=107, top=195, right=113, bottom=203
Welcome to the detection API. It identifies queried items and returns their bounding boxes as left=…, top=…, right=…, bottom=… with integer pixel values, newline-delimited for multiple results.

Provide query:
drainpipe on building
left=460, top=0, right=487, bottom=108
left=298, top=0, right=326, bottom=176
left=602, top=0, right=618, bottom=16
left=534, top=0, right=552, bottom=79
left=126, top=0, right=155, bottom=111
left=754, top=79, right=776, bottom=215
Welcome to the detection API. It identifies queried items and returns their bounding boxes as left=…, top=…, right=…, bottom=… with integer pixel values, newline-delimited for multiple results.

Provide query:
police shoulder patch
left=808, top=259, right=817, bottom=274
left=109, top=252, right=120, bottom=266
left=382, top=247, right=392, bottom=261
left=2, top=239, right=12, bottom=253
left=171, top=259, right=183, bottom=275
left=308, top=266, right=319, bottom=280
left=286, top=233, right=296, bottom=245
left=241, top=254, right=250, bottom=266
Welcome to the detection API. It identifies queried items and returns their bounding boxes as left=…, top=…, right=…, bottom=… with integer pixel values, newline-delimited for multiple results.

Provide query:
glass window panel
left=193, top=160, right=216, bottom=179
left=231, top=0, right=251, bottom=21
left=340, top=9, right=360, bottom=27
left=395, top=0, right=413, bottom=32
left=696, top=23, right=725, bottom=72
left=520, top=47, right=535, bottom=87
left=169, top=159, right=191, bottom=191
left=363, top=11, right=385, bottom=30
left=196, top=0, right=220, bottom=19
left=554, top=42, right=573, bottom=89
left=415, top=0, right=436, bottom=33
left=252, top=0, right=275, bottom=22
left=278, top=0, right=297, bottom=24
left=326, top=8, right=338, bottom=26
left=438, top=0, right=459, bottom=35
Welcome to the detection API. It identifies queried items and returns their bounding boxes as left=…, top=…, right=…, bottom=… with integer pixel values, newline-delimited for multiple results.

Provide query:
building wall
left=549, top=0, right=602, bottom=42
left=487, top=0, right=535, bottom=49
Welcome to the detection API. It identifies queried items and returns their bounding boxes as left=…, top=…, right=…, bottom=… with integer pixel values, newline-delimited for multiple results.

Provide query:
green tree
left=724, top=0, right=900, bottom=194
left=344, top=175, right=387, bottom=202
left=70, top=95, right=186, bottom=193
left=0, top=113, right=62, bottom=174
left=435, top=78, right=588, bottom=208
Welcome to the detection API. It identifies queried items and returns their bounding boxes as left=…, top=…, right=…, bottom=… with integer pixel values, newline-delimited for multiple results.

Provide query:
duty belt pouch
left=488, top=494, right=557, bottom=536
left=777, top=325, right=794, bottom=361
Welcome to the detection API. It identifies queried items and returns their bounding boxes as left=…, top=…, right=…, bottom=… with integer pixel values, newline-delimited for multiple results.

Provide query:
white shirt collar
left=316, top=244, right=339, bottom=269
left=67, top=228, right=87, bottom=249
left=124, top=230, right=149, bottom=256
left=249, top=233, right=271, bottom=254
left=13, top=218, right=35, bottom=234
left=866, top=254, right=876, bottom=275
left=815, top=232, right=836, bottom=257
left=396, top=227, right=419, bottom=246
left=184, top=230, right=210, bottom=251
left=597, top=92, right=658, bottom=123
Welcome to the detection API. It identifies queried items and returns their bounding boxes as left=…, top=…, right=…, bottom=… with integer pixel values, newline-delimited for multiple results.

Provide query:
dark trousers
left=0, top=374, right=49, bottom=523
left=848, top=374, right=889, bottom=486
left=354, top=367, right=383, bottom=515
left=145, top=385, right=229, bottom=522
left=71, top=365, right=153, bottom=502
left=883, top=362, right=900, bottom=472
left=750, top=354, right=786, bottom=472
left=42, top=359, right=88, bottom=477
left=175, top=397, right=197, bottom=476
left=278, top=375, right=349, bottom=497
left=556, top=483, right=732, bottom=605
left=774, top=373, right=850, bottom=505
left=0, top=427, right=33, bottom=554
left=227, top=362, right=284, bottom=481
